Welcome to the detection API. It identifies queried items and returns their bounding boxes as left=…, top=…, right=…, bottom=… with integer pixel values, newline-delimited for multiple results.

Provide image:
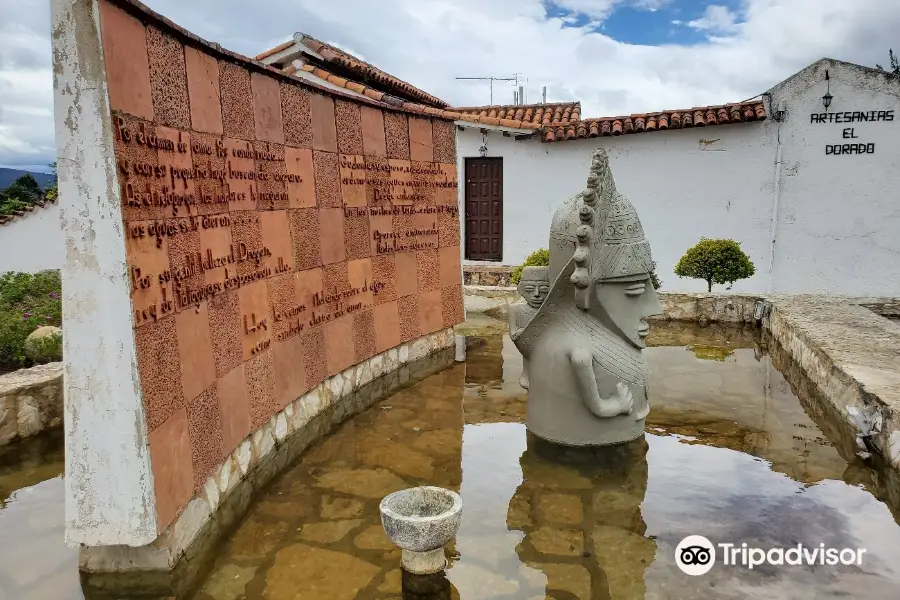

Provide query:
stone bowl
left=380, top=486, right=462, bottom=574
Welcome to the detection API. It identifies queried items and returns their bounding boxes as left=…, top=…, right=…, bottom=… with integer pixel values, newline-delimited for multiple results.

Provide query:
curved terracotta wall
left=70, top=0, right=462, bottom=539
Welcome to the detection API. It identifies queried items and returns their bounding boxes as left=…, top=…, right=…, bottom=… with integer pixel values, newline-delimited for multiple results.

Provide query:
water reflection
left=0, top=430, right=80, bottom=600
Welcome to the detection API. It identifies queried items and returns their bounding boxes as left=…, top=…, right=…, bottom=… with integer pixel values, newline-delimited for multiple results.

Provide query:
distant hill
left=0, top=168, right=56, bottom=190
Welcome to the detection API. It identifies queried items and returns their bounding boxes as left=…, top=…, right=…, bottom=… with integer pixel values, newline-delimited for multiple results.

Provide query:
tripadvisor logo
left=675, top=535, right=867, bottom=576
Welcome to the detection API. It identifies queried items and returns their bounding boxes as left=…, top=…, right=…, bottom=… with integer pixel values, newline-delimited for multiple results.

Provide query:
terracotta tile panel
left=224, top=138, right=257, bottom=211
left=99, top=0, right=153, bottom=120
left=419, top=289, right=443, bottom=335
left=146, top=26, right=190, bottom=129
left=353, top=308, right=377, bottom=363
left=199, top=219, right=233, bottom=285
left=395, top=251, right=418, bottom=298
left=230, top=211, right=264, bottom=276
left=398, top=294, right=420, bottom=343
left=371, top=254, right=397, bottom=305
left=438, top=211, right=461, bottom=248
left=325, top=315, right=355, bottom=376
left=295, top=267, right=323, bottom=323
left=385, top=112, right=410, bottom=160
left=267, top=271, right=299, bottom=342
left=190, top=131, right=228, bottom=216
left=339, top=154, right=366, bottom=208
left=184, top=46, right=223, bottom=135
left=392, top=212, right=415, bottom=250
left=281, top=83, right=313, bottom=148
left=344, top=211, right=371, bottom=261
left=258, top=210, right=293, bottom=273
left=314, top=151, right=342, bottom=209
left=323, top=261, right=350, bottom=299
left=166, top=220, right=203, bottom=311
left=438, top=246, right=462, bottom=289
left=335, top=100, right=364, bottom=155
left=175, top=302, right=217, bottom=403
left=135, top=314, right=183, bottom=430
left=441, top=285, right=465, bottom=328
left=186, top=384, right=224, bottom=490
left=319, top=208, right=346, bottom=265
left=114, top=114, right=164, bottom=222
left=360, top=105, right=387, bottom=157
left=369, top=211, right=393, bottom=256
left=244, top=347, right=277, bottom=430
left=254, top=142, right=289, bottom=211
left=408, top=117, right=434, bottom=162
left=207, top=290, right=243, bottom=378
left=237, top=280, right=272, bottom=362
left=217, top=364, right=250, bottom=454
left=302, top=326, right=327, bottom=390
left=155, top=126, right=194, bottom=209
left=149, top=408, right=194, bottom=530
left=272, top=333, right=307, bottom=411
left=347, top=258, right=374, bottom=308
left=416, top=248, right=440, bottom=292
left=251, top=72, right=285, bottom=144
left=310, top=94, right=338, bottom=152
left=125, top=223, right=174, bottom=328
left=285, top=147, right=316, bottom=208
left=289, top=208, right=321, bottom=270
left=373, top=301, right=401, bottom=353
left=220, top=61, right=255, bottom=140
left=432, top=119, right=456, bottom=164
left=435, top=163, right=458, bottom=206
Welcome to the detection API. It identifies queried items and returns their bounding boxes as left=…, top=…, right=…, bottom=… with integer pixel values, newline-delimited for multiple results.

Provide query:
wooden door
left=464, top=157, right=503, bottom=261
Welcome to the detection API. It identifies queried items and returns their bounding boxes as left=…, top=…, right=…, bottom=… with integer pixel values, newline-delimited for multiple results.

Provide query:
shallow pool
left=187, top=320, right=900, bottom=600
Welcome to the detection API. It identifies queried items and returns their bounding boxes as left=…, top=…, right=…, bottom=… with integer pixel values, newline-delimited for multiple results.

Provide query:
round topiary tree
left=674, top=238, right=755, bottom=292
left=511, top=248, right=550, bottom=285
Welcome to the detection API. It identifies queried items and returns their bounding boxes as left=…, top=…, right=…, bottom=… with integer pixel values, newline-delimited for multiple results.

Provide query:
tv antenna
left=455, top=75, right=519, bottom=105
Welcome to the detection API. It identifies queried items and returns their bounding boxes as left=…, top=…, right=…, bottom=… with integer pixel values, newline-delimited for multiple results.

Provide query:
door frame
left=463, top=156, right=504, bottom=262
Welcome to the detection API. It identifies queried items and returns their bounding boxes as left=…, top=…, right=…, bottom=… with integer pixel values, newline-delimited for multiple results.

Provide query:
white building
left=0, top=198, right=63, bottom=274
left=455, top=59, right=900, bottom=296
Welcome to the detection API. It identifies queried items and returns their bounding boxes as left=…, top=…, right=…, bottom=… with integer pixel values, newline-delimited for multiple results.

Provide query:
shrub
left=649, top=260, right=661, bottom=290
left=0, top=270, right=62, bottom=368
left=674, top=238, right=755, bottom=292
left=511, top=248, right=550, bottom=285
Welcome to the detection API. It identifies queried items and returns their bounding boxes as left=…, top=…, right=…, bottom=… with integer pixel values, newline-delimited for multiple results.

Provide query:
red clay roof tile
left=454, top=101, right=581, bottom=127
left=541, top=101, right=766, bottom=143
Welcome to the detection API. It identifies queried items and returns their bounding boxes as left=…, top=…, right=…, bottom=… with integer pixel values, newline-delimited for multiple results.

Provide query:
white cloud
left=687, top=4, right=740, bottom=33
left=1, top=0, right=899, bottom=170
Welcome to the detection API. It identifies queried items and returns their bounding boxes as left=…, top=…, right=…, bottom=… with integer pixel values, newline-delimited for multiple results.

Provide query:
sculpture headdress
left=549, top=149, right=653, bottom=309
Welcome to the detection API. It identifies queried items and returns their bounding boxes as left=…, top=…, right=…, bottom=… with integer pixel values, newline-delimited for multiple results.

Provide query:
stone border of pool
left=466, top=287, right=900, bottom=472
left=78, top=328, right=457, bottom=599
left=0, top=363, right=63, bottom=446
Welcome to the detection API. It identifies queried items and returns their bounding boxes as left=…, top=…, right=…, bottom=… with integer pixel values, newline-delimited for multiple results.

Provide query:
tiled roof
left=287, top=62, right=543, bottom=129
left=0, top=197, right=57, bottom=227
left=454, top=102, right=581, bottom=127
left=542, top=101, right=767, bottom=142
left=257, top=35, right=450, bottom=109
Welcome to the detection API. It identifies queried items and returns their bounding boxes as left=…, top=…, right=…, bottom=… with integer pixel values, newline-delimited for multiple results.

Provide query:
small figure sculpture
left=508, top=266, right=550, bottom=389
left=510, top=149, right=663, bottom=446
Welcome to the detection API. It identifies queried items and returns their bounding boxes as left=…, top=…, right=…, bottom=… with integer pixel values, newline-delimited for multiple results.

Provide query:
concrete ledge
left=79, top=328, right=456, bottom=599
left=763, top=296, right=900, bottom=470
left=0, top=362, right=63, bottom=445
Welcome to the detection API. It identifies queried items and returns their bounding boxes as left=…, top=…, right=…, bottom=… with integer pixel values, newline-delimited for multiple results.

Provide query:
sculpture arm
left=569, top=348, right=632, bottom=418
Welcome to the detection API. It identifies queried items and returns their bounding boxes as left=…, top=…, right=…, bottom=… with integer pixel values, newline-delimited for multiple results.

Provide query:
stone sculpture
left=508, top=266, right=550, bottom=389
left=510, top=149, right=663, bottom=446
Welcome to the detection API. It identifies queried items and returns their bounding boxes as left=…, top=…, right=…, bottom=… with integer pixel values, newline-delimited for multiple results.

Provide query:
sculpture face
left=519, top=277, right=550, bottom=309
left=594, top=274, right=663, bottom=349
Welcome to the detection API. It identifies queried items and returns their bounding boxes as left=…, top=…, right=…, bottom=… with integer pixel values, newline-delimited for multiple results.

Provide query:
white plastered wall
left=53, top=0, right=157, bottom=546
left=457, top=59, right=900, bottom=296
left=0, top=203, right=64, bottom=274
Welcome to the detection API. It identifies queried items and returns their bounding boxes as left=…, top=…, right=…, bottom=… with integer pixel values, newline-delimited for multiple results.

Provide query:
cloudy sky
left=1, top=0, right=899, bottom=172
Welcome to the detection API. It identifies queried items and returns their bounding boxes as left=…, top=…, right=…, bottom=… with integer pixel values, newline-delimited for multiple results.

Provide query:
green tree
left=674, top=238, right=755, bottom=292
left=876, top=49, right=900, bottom=75
left=45, top=162, right=59, bottom=202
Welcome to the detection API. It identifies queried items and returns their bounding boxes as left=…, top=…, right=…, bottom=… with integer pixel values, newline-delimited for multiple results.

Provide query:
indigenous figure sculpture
left=510, top=149, right=663, bottom=446
left=508, top=266, right=550, bottom=389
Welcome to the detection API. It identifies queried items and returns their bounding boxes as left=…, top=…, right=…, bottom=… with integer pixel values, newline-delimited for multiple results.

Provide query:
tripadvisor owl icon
left=676, top=535, right=716, bottom=576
